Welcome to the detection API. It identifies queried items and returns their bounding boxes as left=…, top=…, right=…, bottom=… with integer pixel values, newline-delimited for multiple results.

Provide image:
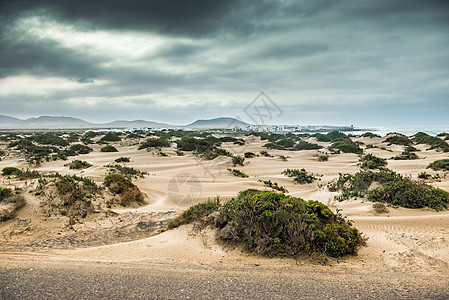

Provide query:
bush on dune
left=101, top=145, right=118, bottom=152
left=384, top=134, right=411, bottom=146
left=414, top=132, right=449, bottom=152
left=427, top=159, right=449, bottom=171
left=0, top=187, right=25, bottom=222
left=282, top=169, right=316, bottom=184
left=359, top=154, right=387, bottom=170
left=104, top=174, right=145, bottom=207
left=168, top=190, right=366, bottom=258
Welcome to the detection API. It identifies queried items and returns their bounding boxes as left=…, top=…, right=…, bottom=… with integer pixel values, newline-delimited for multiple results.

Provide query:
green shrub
left=167, top=198, right=221, bottom=229
left=362, top=132, right=381, bottom=138
left=330, top=139, right=363, bottom=154
left=244, top=152, right=256, bottom=158
left=385, top=135, right=411, bottom=146
left=294, top=141, right=322, bottom=150
left=101, top=145, right=118, bottom=152
left=2, top=167, right=20, bottom=176
left=318, top=155, right=329, bottom=162
left=138, top=137, right=171, bottom=150
left=29, top=132, right=69, bottom=147
left=100, top=132, right=122, bottom=142
left=313, top=131, right=348, bottom=142
left=392, top=151, right=418, bottom=160
left=227, top=168, right=249, bottom=178
left=231, top=155, right=245, bottom=166
left=1, top=167, right=40, bottom=180
left=418, top=172, right=432, bottom=179
left=259, top=179, right=288, bottom=192
left=414, top=132, right=449, bottom=152
left=105, top=164, right=146, bottom=179
left=0, top=188, right=25, bottom=222
left=215, top=191, right=365, bottom=257
left=66, top=160, right=92, bottom=170
left=115, top=157, right=130, bottom=163
left=104, top=174, right=145, bottom=206
left=260, top=151, right=272, bottom=157
left=0, top=150, right=5, bottom=156
left=175, top=150, right=185, bottom=156
left=427, top=159, right=449, bottom=171
left=0, top=187, right=13, bottom=201
left=282, top=168, right=316, bottom=184
left=68, top=144, right=93, bottom=155
left=360, top=154, right=387, bottom=170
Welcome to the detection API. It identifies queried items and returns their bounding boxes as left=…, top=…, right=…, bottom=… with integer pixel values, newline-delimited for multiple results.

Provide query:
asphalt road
left=1, top=259, right=448, bottom=299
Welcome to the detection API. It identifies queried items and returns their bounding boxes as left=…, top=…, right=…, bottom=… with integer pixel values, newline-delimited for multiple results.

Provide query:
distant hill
left=186, top=117, right=250, bottom=129
left=0, top=115, right=173, bottom=129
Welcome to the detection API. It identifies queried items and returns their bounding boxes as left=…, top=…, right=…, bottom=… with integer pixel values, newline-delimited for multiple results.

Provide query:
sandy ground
left=1, top=135, right=449, bottom=297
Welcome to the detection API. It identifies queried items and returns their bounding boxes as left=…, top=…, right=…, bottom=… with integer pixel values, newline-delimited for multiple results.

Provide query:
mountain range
left=0, top=115, right=251, bottom=130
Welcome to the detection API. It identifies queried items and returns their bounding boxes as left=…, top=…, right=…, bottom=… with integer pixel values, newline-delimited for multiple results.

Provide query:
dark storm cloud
left=0, top=0, right=448, bottom=125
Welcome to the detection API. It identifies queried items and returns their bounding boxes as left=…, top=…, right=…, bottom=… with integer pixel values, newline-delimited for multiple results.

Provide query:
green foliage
left=259, top=179, right=288, bottom=192
left=0, top=150, right=5, bottom=156
left=418, top=172, right=432, bottom=179
left=0, top=188, right=25, bottom=222
left=215, top=191, right=365, bottom=257
left=0, top=187, right=12, bottom=201
left=167, top=198, right=221, bottom=229
left=176, top=136, right=229, bottom=160
left=260, top=151, right=272, bottom=157
left=138, top=137, right=171, bottom=150
left=100, top=132, right=122, bottom=142
left=329, top=170, right=449, bottom=210
left=414, top=132, right=449, bottom=152
left=385, top=135, right=411, bottom=146
left=282, top=168, right=316, bottom=184
left=362, top=132, right=381, bottom=138
left=104, top=164, right=146, bottom=179
left=2, top=167, right=20, bottom=176
left=330, top=139, right=363, bottom=154
left=294, top=141, right=322, bottom=150
left=392, top=151, right=418, bottom=160
left=360, top=154, right=387, bottom=170
left=1, top=167, right=41, bottom=180
left=115, top=157, right=130, bottom=163
left=231, top=155, right=245, bottom=166
left=244, top=152, right=256, bottom=158
left=318, top=155, right=329, bottom=162
left=227, top=168, right=249, bottom=178
left=313, top=131, right=348, bottom=142
left=101, top=145, right=118, bottom=152
left=427, top=159, right=449, bottom=171
left=104, top=174, right=145, bottom=206
left=65, top=160, right=92, bottom=170
left=68, top=144, right=93, bottom=155
left=29, top=132, right=69, bottom=147
left=175, top=150, right=185, bottom=156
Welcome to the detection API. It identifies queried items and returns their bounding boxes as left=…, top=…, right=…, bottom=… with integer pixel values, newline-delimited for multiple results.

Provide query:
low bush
left=330, top=139, right=363, bottom=154
left=359, top=154, right=387, bottom=170
left=2, top=167, right=20, bottom=176
left=260, top=151, right=272, bottom=157
left=414, top=132, right=449, bottom=152
left=259, top=179, right=288, bottom=192
left=372, top=202, right=389, bottom=214
left=427, top=159, right=449, bottom=171
left=65, top=160, right=92, bottom=170
left=418, top=172, right=432, bottom=179
left=244, top=152, right=256, bottom=158
left=362, top=132, right=381, bottom=138
left=169, top=190, right=366, bottom=258
left=29, top=132, right=69, bottom=147
left=282, top=169, right=316, bottom=184
left=1, top=167, right=41, bottom=180
left=115, top=157, right=130, bottom=163
left=100, top=132, right=122, bottom=142
left=0, top=188, right=25, bottom=222
left=227, top=168, right=248, bottom=178
left=175, top=150, right=185, bottom=156
left=104, top=174, right=145, bottom=207
left=294, top=141, right=322, bottom=150
left=318, top=155, right=329, bottom=162
left=68, top=144, right=93, bottom=155
left=385, top=135, right=411, bottom=146
left=101, top=145, right=118, bottom=152
left=138, top=137, right=171, bottom=150
left=392, top=151, right=418, bottom=160
left=231, top=155, right=245, bottom=166
left=105, top=164, right=146, bottom=179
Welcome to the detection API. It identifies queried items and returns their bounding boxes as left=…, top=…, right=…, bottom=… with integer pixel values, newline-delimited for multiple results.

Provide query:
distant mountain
left=0, top=115, right=23, bottom=127
left=102, top=120, right=173, bottom=129
left=186, top=117, right=250, bottom=129
left=24, top=116, right=93, bottom=129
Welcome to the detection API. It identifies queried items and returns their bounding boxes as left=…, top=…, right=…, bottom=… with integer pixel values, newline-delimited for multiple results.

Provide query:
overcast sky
left=0, top=0, right=448, bottom=126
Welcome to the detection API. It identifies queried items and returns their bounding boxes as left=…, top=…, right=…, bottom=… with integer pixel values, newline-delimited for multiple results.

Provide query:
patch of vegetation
left=313, top=131, right=348, bottom=142
left=392, top=151, right=419, bottom=160
left=227, top=168, right=249, bottom=178
left=259, top=179, right=288, bottom=192
left=39, top=175, right=99, bottom=221
left=318, top=155, right=329, bottom=162
left=29, top=132, right=69, bottom=147
left=405, top=145, right=419, bottom=152
left=244, top=152, right=256, bottom=158
left=167, top=197, right=221, bottom=229
left=328, top=170, right=449, bottom=210
left=138, top=137, right=171, bottom=150
left=219, top=136, right=245, bottom=145
left=104, top=174, right=145, bottom=207
left=362, top=132, right=381, bottom=138
left=171, top=190, right=366, bottom=257
left=105, top=164, right=146, bottom=179
left=418, top=172, right=432, bottom=179
left=0, top=150, right=6, bottom=156
left=384, top=134, right=411, bottom=146
left=282, top=169, right=316, bottom=184
left=330, top=139, right=363, bottom=155
left=115, top=157, right=130, bottom=163
left=65, top=160, right=92, bottom=170
left=67, top=144, right=93, bottom=155
left=231, top=155, right=245, bottom=166
left=176, top=136, right=230, bottom=160
left=2, top=167, right=41, bottom=180
left=175, top=150, right=185, bottom=156
left=294, top=141, right=322, bottom=150
left=414, top=132, right=449, bottom=152
left=100, top=132, right=122, bottom=142
left=260, top=151, right=272, bottom=157
left=100, top=145, right=118, bottom=152
left=427, top=159, right=449, bottom=171
left=359, top=154, right=387, bottom=170
left=372, top=202, right=389, bottom=214
left=0, top=187, right=25, bottom=222
left=8, top=139, right=55, bottom=165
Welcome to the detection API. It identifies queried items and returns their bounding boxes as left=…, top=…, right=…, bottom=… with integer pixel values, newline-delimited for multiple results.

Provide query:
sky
left=0, top=0, right=448, bottom=126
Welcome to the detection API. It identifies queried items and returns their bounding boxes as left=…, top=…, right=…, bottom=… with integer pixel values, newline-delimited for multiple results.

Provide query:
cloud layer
left=1, top=0, right=448, bottom=125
